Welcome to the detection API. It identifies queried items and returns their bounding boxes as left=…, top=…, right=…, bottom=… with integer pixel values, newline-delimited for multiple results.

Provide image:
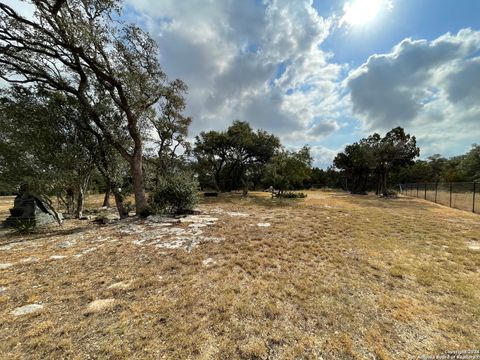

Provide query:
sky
left=120, top=0, right=480, bottom=168
left=5, top=0, right=480, bottom=168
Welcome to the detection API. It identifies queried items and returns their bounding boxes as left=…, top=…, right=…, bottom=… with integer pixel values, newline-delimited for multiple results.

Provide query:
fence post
left=424, top=183, right=427, bottom=200
left=416, top=183, right=419, bottom=198
left=473, top=182, right=476, bottom=213
left=449, top=183, right=452, bottom=208
left=434, top=182, right=438, bottom=203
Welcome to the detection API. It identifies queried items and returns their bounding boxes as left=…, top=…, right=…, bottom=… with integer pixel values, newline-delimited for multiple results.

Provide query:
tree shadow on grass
left=0, top=224, right=92, bottom=246
left=200, top=192, right=302, bottom=208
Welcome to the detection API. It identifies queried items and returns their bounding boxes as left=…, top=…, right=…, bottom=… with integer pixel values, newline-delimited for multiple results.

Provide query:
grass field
left=0, top=191, right=479, bottom=359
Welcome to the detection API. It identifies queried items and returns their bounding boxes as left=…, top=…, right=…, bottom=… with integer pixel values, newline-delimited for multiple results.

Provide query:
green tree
left=458, top=144, right=480, bottom=181
left=194, top=121, right=280, bottom=193
left=149, top=79, right=192, bottom=178
left=373, top=127, right=419, bottom=195
left=0, top=87, right=94, bottom=218
left=264, top=146, right=312, bottom=194
left=0, top=0, right=182, bottom=214
left=333, top=140, right=373, bottom=194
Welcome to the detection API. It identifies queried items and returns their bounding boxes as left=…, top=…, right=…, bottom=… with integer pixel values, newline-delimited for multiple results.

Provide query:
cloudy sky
left=7, top=0, right=480, bottom=167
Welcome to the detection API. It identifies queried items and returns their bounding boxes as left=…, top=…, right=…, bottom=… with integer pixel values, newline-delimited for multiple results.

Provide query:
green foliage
left=383, top=189, right=398, bottom=198
left=309, top=166, right=345, bottom=189
left=458, top=144, right=480, bottom=181
left=265, top=146, right=312, bottom=193
left=148, top=172, right=199, bottom=214
left=334, top=127, right=419, bottom=195
left=194, top=121, right=280, bottom=192
left=277, top=191, right=307, bottom=199
left=11, top=218, right=36, bottom=234
left=392, top=144, right=480, bottom=184
left=0, top=88, right=94, bottom=204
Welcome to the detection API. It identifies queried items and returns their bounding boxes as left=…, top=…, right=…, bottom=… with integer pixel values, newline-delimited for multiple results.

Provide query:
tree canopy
left=194, top=121, right=280, bottom=193
left=0, top=0, right=187, bottom=214
left=334, top=127, right=419, bottom=195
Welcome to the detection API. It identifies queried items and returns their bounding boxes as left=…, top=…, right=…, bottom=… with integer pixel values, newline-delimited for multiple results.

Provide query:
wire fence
left=399, top=182, right=479, bottom=214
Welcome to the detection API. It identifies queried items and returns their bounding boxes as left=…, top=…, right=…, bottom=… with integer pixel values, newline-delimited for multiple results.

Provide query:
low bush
left=11, top=218, right=36, bottom=234
left=277, top=191, right=307, bottom=199
left=148, top=172, right=199, bottom=215
left=382, top=189, right=398, bottom=198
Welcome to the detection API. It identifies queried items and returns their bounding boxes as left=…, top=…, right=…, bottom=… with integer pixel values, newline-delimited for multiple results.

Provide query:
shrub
left=277, top=191, right=307, bottom=199
left=148, top=172, right=199, bottom=215
left=382, top=189, right=398, bottom=198
left=12, top=218, right=36, bottom=234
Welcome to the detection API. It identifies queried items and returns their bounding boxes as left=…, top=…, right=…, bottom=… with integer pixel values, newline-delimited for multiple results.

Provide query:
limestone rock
left=11, top=304, right=44, bottom=316
left=86, top=298, right=116, bottom=313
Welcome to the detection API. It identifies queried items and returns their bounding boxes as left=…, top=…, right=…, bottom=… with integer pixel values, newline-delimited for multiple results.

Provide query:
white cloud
left=346, top=28, right=480, bottom=156
left=126, top=0, right=345, bottom=141
left=310, top=145, right=338, bottom=168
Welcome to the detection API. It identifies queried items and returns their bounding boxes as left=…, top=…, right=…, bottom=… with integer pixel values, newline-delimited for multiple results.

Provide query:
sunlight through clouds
left=340, top=0, right=393, bottom=27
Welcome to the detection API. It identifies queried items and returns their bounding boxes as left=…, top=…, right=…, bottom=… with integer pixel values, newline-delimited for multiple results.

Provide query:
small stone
left=180, top=215, right=218, bottom=224
left=188, top=223, right=208, bottom=228
left=11, top=304, right=44, bottom=316
left=202, top=257, right=215, bottom=266
left=146, top=215, right=179, bottom=224
left=0, top=263, right=13, bottom=269
left=57, top=240, right=75, bottom=249
left=0, top=286, right=7, bottom=294
left=108, top=280, right=132, bottom=290
left=20, top=256, right=39, bottom=263
left=94, top=213, right=120, bottom=224
left=257, top=223, right=271, bottom=227
left=0, top=243, right=16, bottom=251
left=82, top=247, right=97, bottom=254
left=468, top=241, right=479, bottom=251
left=49, top=255, right=67, bottom=260
left=86, top=299, right=116, bottom=313
left=227, top=212, right=249, bottom=217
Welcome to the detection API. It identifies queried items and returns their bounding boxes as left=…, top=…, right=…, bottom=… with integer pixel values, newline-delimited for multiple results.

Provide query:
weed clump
left=277, top=191, right=307, bottom=199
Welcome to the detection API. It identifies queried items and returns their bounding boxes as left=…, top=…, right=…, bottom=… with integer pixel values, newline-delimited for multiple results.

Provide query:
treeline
left=193, top=121, right=311, bottom=194
left=392, top=146, right=480, bottom=184
left=332, top=127, right=419, bottom=195
left=1, top=1, right=476, bottom=219
left=330, top=129, right=480, bottom=194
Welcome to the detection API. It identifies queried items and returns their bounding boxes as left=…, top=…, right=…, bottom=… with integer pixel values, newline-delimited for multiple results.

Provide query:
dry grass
left=0, top=191, right=479, bottom=359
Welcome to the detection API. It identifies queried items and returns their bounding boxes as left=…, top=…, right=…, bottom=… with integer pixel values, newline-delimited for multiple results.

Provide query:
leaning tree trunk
left=130, top=149, right=148, bottom=216
left=111, top=186, right=129, bottom=219
left=102, top=188, right=111, bottom=208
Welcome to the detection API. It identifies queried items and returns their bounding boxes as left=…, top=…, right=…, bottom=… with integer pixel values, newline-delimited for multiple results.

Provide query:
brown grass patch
left=0, top=191, right=479, bottom=359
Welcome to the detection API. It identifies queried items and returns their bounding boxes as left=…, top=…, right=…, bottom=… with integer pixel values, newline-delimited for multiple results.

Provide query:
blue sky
left=124, top=1, right=480, bottom=167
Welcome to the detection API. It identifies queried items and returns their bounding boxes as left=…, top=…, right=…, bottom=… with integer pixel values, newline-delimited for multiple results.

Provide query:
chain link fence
left=399, top=182, right=479, bottom=214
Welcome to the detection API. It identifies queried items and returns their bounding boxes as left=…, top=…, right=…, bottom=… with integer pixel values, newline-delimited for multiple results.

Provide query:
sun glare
left=341, top=0, right=388, bottom=26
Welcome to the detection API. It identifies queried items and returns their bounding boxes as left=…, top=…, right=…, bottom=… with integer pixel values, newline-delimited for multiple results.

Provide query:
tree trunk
left=130, top=150, right=148, bottom=215
left=102, top=188, right=111, bottom=208
left=66, top=188, right=75, bottom=215
left=214, top=169, right=221, bottom=192
left=75, top=171, right=91, bottom=219
left=241, top=177, right=248, bottom=197
left=75, top=188, right=84, bottom=219
left=381, top=170, right=388, bottom=196
left=377, top=169, right=388, bottom=196
left=112, top=186, right=129, bottom=219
